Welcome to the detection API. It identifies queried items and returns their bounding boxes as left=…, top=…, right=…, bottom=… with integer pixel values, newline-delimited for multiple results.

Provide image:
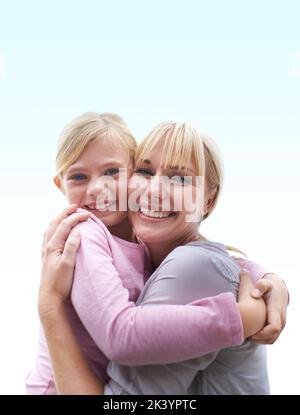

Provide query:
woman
left=37, top=120, right=288, bottom=394
left=29, top=113, right=268, bottom=394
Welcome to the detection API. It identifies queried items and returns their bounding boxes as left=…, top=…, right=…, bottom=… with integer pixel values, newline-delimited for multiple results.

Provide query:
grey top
left=105, top=241, right=269, bottom=395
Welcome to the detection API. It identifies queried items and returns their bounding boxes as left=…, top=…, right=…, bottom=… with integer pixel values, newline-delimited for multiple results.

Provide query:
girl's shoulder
left=74, top=208, right=112, bottom=242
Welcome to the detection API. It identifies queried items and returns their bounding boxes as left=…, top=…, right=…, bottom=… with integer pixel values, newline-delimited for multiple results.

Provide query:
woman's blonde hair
left=56, top=112, right=136, bottom=176
left=135, top=121, right=246, bottom=256
left=135, top=121, right=223, bottom=219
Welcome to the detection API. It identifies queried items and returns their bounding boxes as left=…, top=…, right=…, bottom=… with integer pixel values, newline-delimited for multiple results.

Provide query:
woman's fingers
left=250, top=310, right=282, bottom=344
left=42, top=205, right=78, bottom=256
left=61, top=230, right=82, bottom=269
left=47, top=205, right=78, bottom=241
left=251, top=279, right=272, bottom=298
left=250, top=277, right=287, bottom=344
left=46, top=211, right=90, bottom=254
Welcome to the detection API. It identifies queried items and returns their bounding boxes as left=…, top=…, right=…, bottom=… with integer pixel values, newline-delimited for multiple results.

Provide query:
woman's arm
left=39, top=222, right=103, bottom=395
left=40, top=302, right=104, bottom=395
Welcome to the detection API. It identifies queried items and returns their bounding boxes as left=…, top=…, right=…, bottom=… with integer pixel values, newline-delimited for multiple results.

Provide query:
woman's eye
left=134, top=168, right=153, bottom=176
left=70, top=174, right=87, bottom=181
left=104, top=168, right=120, bottom=176
left=170, top=175, right=192, bottom=185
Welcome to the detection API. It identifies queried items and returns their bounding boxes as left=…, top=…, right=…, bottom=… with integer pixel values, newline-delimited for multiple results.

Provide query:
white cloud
left=0, top=53, right=6, bottom=78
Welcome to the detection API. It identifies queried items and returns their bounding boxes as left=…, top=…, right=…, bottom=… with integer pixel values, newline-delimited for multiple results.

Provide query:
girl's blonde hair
left=56, top=112, right=136, bottom=176
left=135, top=121, right=246, bottom=256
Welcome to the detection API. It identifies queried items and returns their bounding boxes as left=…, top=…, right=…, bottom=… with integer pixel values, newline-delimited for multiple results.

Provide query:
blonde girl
left=30, top=116, right=288, bottom=394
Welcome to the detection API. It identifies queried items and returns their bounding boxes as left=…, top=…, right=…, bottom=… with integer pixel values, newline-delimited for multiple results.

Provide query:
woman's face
left=128, top=139, right=206, bottom=245
left=55, top=137, right=132, bottom=228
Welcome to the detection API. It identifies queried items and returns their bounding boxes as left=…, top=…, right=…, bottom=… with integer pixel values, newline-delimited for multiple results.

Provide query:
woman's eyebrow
left=138, top=160, right=196, bottom=175
left=167, top=167, right=197, bottom=175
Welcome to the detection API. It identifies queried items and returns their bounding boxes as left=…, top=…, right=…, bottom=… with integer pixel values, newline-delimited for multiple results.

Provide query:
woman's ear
left=204, top=189, right=217, bottom=217
left=53, top=176, right=64, bottom=194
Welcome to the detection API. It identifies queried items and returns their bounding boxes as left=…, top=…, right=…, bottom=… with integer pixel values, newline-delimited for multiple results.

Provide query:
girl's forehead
left=66, top=146, right=132, bottom=173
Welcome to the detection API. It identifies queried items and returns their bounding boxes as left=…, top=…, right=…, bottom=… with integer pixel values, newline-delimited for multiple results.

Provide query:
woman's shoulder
left=162, top=240, right=240, bottom=282
left=172, top=240, right=228, bottom=261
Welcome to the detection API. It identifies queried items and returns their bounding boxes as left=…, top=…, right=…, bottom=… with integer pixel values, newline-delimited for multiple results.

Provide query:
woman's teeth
left=140, top=207, right=172, bottom=219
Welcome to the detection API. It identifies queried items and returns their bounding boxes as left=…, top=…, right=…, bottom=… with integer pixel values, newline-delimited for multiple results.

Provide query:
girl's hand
left=249, top=274, right=288, bottom=344
left=38, top=205, right=90, bottom=318
left=237, top=271, right=267, bottom=338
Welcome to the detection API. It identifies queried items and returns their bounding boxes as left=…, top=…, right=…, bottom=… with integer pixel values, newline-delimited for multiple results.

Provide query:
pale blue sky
left=0, top=0, right=299, bottom=394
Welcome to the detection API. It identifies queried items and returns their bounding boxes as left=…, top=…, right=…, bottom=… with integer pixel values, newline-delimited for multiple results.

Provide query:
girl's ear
left=53, top=175, right=64, bottom=193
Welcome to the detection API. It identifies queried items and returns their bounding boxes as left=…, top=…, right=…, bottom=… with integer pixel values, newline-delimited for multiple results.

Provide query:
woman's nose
left=148, top=175, right=170, bottom=210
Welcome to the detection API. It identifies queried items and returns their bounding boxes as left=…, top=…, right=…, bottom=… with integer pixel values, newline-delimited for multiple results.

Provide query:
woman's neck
left=146, top=232, right=200, bottom=269
left=108, top=217, right=133, bottom=242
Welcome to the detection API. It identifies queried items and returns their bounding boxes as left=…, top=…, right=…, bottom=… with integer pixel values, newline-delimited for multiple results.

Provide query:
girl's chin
left=88, top=209, right=126, bottom=223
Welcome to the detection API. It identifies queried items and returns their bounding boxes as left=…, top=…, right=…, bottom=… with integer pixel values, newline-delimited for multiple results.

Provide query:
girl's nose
left=86, top=178, right=99, bottom=197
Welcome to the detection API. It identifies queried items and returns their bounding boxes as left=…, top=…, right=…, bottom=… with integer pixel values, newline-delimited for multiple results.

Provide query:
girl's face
left=55, top=137, right=132, bottom=228
left=128, top=139, right=207, bottom=246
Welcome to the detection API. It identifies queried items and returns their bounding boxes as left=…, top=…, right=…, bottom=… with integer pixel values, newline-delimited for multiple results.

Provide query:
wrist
left=38, top=292, right=67, bottom=321
left=238, top=298, right=266, bottom=338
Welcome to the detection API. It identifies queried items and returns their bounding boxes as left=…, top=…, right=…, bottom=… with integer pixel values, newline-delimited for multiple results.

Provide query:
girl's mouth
left=83, top=201, right=116, bottom=213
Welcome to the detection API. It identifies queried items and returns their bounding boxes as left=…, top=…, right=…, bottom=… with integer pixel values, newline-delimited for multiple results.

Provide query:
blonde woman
left=35, top=119, right=288, bottom=394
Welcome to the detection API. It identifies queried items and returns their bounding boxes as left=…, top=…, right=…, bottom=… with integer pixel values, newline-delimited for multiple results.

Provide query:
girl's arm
left=104, top=250, right=267, bottom=395
left=232, top=257, right=289, bottom=343
left=71, top=217, right=244, bottom=365
left=39, top=229, right=260, bottom=395
left=41, top=209, right=287, bottom=366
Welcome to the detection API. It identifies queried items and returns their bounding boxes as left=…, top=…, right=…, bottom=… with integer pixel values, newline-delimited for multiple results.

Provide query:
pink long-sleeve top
left=26, top=213, right=269, bottom=395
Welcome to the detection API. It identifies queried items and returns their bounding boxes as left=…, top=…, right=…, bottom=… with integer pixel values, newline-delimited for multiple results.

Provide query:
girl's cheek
left=65, top=187, right=83, bottom=204
left=117, top=175, right=130, bottom=192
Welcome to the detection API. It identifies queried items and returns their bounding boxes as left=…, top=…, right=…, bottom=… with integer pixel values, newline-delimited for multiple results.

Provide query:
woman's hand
left=249, top=274, right=288, bottom=344
left=237, top=271, right=267, bottom=338
left=38, top=205, right=90, bottom=318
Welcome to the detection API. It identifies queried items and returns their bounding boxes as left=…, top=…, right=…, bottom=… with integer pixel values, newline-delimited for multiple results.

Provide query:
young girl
left=29, top=113, right=288, bottom=394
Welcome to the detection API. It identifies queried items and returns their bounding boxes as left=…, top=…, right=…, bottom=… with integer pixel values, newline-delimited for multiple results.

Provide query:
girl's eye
left=134, top=168, right=153, bottom=176
left=170, top=175, right=193, bottom=185
left=104, top=168, right=120, bottom=176
left=70, top=174, right=87, bottom=181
